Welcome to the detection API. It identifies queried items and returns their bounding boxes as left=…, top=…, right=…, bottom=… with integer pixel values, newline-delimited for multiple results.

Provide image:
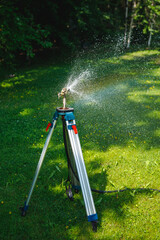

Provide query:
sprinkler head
left=58, top=87, right=70, bottom=109
left=58, top=87, right=70, bottom=99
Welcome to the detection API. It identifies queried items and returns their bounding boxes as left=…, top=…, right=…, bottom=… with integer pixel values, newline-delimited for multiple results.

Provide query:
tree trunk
left=124, top=0, right=129, bottom=47
left=148, top=1, right=154, bottom=48
left=148, top=22, right=153, bottom=47
left=127, top=0, right=136, bottom=49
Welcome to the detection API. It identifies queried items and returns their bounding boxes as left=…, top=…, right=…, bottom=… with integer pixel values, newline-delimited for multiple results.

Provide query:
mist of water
left=61, top=34, right=153, bottom=112
left=62, top=35, right=126, bottom=108
left=66, top=69, right=92, bottom=98
left=56, top=34, right=159, bottom=153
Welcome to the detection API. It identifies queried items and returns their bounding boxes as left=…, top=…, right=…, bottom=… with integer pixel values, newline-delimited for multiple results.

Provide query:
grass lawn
left=0, top=47, right=160, bottom=240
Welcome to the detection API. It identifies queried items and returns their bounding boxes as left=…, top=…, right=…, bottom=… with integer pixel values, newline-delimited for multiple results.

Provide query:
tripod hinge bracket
left=53, top=111, right=59, bottom=120
left=65, top=112, right=75, bottom=121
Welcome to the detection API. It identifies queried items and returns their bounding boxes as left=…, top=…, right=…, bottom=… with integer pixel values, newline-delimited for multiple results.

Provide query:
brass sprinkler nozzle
left=58, top=88, right=69, bottom=98
left=58, top=88, right=70, bottom=109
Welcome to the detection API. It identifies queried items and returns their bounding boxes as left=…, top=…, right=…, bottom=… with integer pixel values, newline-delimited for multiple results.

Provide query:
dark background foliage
left=0, top=0, right=160, bottom=69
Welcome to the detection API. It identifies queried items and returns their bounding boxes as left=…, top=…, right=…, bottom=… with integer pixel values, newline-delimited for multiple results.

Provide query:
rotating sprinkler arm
left=58, top=87, right=70, bottom=109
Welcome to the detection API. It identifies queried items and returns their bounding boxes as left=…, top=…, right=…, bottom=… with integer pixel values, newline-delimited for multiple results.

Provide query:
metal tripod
left=21, top=89, right=98, bottom=231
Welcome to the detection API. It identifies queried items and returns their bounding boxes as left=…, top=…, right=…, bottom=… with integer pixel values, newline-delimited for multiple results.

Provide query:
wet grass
left=0, top=47, right=160, bottom=240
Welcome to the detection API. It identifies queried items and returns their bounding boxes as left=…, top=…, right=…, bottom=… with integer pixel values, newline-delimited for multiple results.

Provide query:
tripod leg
left=21, top=119, right=57, bottom=216
left=65, top=118, right=98, bottom=230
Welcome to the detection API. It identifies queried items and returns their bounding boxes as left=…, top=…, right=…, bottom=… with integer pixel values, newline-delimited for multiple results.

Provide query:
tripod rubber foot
left=20, top=207, right=27, bottom=217
left=91, top=221, right=98, bottom=232
left=74, top=189, right=79, bottom=194
left=20, top=202, right=28, bottom=217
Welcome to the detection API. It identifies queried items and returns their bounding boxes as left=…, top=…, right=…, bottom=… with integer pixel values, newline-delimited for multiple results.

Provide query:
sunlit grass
left=120, top=49, right=160, bottom=60
left=147, top=110, right=160, bottom=119
left=0, top=48, right=160, bottom=240
left=19, top=108, right=34, bottom=116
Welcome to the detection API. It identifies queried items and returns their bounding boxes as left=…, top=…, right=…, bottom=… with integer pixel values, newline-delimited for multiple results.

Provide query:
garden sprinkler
left=21, top=87, right=98, bottom=232
left=58, top=87, right=70, bottom=109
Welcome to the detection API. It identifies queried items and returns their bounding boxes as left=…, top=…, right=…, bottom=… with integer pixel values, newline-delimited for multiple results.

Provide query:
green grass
left=0, top=47, right=160, bottom=240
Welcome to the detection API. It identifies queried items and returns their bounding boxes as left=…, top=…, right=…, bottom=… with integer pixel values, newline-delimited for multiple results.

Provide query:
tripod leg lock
left=67, top=124, right=78, bottom=134
left=46, top=122, right=53, bottom=131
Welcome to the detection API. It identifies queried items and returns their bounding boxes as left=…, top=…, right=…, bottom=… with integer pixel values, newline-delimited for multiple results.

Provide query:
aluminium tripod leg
left=21, top=118, right=57, bottom=216
left=64, top=112, right=98, bottom=231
